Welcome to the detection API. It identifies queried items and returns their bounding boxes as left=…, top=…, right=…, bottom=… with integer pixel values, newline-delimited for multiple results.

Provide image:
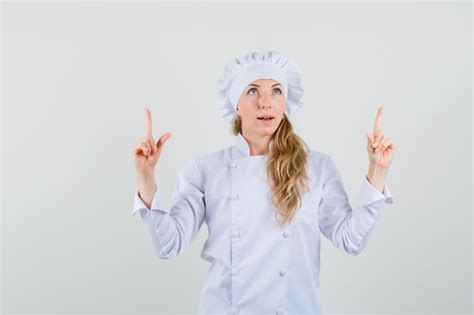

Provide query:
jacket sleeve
left=131, top=158, right=206, bottom=259
left=318, top=156, right=393, bottom=256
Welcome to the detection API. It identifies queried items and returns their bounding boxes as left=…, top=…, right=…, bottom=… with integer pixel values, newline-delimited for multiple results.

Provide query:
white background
left=2, top=1, right=472, bottom=313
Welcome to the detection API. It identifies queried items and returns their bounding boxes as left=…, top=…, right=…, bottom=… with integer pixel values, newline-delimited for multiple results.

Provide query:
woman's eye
left=247, top=87, right=281, bottom=95
left=247, top=88, right=257, bottom=95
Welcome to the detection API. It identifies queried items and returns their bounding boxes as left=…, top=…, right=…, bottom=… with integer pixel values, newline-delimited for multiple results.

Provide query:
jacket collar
left=233, top=133, right=274, bottom=158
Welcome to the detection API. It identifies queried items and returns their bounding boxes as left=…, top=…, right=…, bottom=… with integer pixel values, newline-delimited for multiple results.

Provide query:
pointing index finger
left=373, top=106, right=384, bottom=132
left=144, top=108, right=153, bottom=137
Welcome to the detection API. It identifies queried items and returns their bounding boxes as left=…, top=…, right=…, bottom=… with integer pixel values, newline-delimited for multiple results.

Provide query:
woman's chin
left=253, top=126, right=276, bottom=136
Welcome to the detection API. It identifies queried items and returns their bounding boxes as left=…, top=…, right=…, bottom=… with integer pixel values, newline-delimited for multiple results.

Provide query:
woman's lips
left=257, top=117, right=274, bottom=124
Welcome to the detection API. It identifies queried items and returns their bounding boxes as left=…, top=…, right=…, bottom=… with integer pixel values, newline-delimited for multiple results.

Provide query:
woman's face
left=236, top=78, right=286, bottom=137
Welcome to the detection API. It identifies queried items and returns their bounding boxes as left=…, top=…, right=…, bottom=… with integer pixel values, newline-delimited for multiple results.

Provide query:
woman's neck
left=241, top=131, right=272, bottom=156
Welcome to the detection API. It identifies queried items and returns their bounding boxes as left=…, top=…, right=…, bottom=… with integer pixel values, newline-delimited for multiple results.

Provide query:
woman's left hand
left=365, top=106, right=396, bottom=169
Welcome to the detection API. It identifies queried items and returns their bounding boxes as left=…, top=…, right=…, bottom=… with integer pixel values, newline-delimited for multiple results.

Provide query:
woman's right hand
left=133, top=108, right=172, bottom=177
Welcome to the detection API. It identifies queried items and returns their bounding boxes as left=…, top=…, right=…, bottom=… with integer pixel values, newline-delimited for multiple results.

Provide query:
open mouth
left=257, top=115, right=275, bottom=121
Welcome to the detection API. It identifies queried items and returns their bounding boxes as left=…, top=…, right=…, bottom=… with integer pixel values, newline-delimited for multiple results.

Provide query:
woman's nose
left=258, top=94, right=273, bottom=108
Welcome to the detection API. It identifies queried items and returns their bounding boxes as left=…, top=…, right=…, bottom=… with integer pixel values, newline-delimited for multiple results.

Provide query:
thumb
left=156, top=133, right=172, bottom=150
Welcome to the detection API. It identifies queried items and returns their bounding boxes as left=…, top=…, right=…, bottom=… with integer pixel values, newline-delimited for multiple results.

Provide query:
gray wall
left=2, top=1, right=472, bottom=314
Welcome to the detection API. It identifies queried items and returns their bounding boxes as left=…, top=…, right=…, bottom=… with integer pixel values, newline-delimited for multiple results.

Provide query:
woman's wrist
left=136, top=172, right=157, bottom=208
left=137, top=171, right=155, bottom=182
left=367, top=163, right=388, bottom=193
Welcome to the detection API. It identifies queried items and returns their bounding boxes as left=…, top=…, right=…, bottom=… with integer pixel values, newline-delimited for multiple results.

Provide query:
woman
left=132, top=50, right=396, bottom=314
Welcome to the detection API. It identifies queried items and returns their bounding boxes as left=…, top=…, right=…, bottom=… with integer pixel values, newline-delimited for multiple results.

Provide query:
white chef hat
left=218, top=50, right=304, bottom=123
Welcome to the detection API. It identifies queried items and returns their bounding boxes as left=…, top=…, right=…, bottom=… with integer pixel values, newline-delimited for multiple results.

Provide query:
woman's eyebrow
left=248, top=83, right=282, bottom=87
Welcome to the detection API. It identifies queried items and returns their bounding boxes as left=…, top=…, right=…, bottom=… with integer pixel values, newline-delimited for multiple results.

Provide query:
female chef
left=132, top=50, right=396, bottom=314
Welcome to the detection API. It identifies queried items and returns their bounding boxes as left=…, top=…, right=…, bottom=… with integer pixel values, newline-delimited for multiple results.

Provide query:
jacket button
left=231, top=307, right=239, bottom=314
left=231, top=228, right=240, bottom=238
left=276, top=309, right=285, bottom=315
left=229, top=162, right=237, bottom=168
left=232, top=268, right=240, bottom=276
left=279, top=270, right=286, bottom=277
left=283, top=231, right=290, bottom=238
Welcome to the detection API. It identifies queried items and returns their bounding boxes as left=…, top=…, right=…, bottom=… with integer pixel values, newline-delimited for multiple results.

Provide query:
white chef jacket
left=132, top=133, right=394, bottom=315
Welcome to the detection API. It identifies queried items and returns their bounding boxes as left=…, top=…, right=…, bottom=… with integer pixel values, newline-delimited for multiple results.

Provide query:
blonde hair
left=231, top=114, right=311, bottom=227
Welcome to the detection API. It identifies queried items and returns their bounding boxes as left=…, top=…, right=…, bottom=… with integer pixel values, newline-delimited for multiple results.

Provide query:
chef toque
left=217, top=50, right=305, bottom=123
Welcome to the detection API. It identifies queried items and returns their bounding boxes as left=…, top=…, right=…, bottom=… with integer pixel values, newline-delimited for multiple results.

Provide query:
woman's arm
left=366, top=163, right=388, bottom=193
left=318, top=156, right=393, bottom=256
left=132, top=158, right=206, bottom=260
left=136, top=173, right=157, bottom=209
